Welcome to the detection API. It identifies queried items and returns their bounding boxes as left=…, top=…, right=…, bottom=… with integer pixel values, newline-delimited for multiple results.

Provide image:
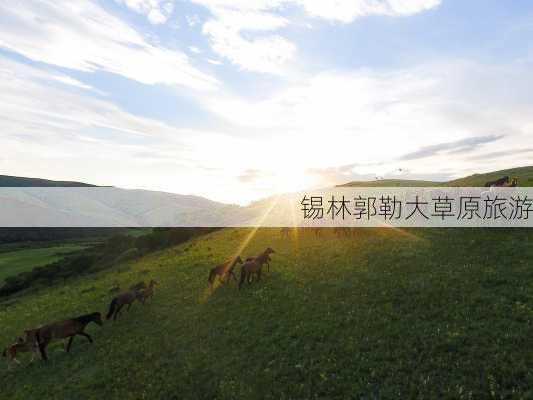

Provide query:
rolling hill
left=0, top=175, right=96, bottom=187
left=0, top=176, right=225, bottom=227
left=338, top=166, right=533, bottom=187
left=2, top=167, right=532, bottom=228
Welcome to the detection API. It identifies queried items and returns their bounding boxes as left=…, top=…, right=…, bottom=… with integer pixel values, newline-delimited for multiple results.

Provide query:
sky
left=0, top=0, right=532, bottom=204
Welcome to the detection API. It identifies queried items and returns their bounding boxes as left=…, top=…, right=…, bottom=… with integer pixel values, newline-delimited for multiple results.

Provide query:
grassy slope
left=0, top=175, right=95, bottom=187
left=339, top=166, right=533, bottom=187
left=1, top=228, right=533, bottom=399
left=0, top=243, right=89, bottom=284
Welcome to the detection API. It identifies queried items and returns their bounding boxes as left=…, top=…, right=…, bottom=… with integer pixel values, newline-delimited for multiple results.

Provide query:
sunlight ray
left=199, top=195, right=281, bottom=303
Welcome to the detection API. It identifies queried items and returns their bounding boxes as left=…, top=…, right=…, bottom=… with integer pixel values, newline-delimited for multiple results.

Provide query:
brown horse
left=245, top=248, right=275, bottom=272
left=280, top=227, right=291, bottom=238
left=208, top=256, right=243, bottom=286
left=35, top=312, right=103, bottom=361
left=137, top=280, right=158, bottom=304
left=106, top=289, right=142, bottom=321
left=2, top=335, right=39, bottom=368
left=238, top=259, right=264, bottom=289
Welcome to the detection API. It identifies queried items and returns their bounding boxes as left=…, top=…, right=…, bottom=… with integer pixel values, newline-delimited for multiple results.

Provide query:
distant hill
left=0, top=175, right=95, bottom=187
left=0, top=175, right=225, bottom=227
left=338, top=166, right=533, bottom=187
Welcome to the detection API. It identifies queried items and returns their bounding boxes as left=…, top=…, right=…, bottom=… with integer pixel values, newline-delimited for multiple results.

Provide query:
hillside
left=339, top=166, right=533, bottom=187
left=0, top=175, right=96, bottom=187
left=0, top=176, right=225, bottom=227
left=2, top=227, right=533, bottom=398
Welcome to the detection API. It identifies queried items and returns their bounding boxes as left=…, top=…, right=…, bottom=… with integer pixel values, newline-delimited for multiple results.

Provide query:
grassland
left=0, top=242, right=90, bottom=284
left=1, top=227, right=533, bottom=399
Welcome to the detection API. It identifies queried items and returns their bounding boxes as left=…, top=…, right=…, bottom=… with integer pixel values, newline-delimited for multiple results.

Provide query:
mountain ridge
left=338, top=166, right=533, bottom=187
left=0, top=175, right=96, bottom=187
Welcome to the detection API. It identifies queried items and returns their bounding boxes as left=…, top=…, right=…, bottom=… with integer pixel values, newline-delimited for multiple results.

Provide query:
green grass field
left=1, top=228, right=533, bottom=399
left=0, top=243, right=89, bottom=284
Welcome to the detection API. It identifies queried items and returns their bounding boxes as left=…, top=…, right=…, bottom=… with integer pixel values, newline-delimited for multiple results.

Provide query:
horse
left=106, top=289, right=143, bottom=321
left=484, top=176, right=509, bottom=187
left=238, top=259, right=264, bottom=289
left=137, top=280, right=158, bottom=304
left=243, top=255, right=271, bottom=283
left=208, top=256, right=243, bottom=286
left=245, top=248, right=275, bottom=272
left=35, top=312, right=103, bottom=361
left=2, top=335, right=39, bottom=368
left=280, top=227, right=291, bottom=238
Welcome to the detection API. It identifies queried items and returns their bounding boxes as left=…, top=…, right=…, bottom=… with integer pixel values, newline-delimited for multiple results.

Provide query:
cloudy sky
left=0, top=0, right=532, bottom=204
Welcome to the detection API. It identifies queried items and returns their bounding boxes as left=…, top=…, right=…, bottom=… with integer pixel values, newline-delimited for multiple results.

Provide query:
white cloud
left=186, top=14, right=202, bottom=27
left=2, top=55, right=531, bottom=204
left=50, top=75, right=96, bottom=92
left=202, top=60, right=533, bottom=187
left=197, top=3, right=296, bottom=74
left=115, top=0, right=174, bottom=24
left=190, top=0, right=441, bottom=73
left=189, top=46, right=202, bottom=54
left=0, top=58, right=191, bottom=144
left=296, top=0, right=442, bottom=23
left=0, top=0, right=218, bottom=90
left=0, top=57, right=263, bottom=203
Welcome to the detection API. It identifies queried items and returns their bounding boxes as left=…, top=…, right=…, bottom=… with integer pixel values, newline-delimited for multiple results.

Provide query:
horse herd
left=2, top=247, right=277, bottom=369
left=1, top=279, right=157, bottom=367
left=208, top=247, right=275, bottom=289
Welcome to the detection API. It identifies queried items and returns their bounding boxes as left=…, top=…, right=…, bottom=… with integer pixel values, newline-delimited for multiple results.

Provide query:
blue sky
left=0, top=0, right=532, bottom=204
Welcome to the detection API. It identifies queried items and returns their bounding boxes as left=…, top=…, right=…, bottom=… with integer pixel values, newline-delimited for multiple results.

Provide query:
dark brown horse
left=245, top=247, right=275, bottom=272
left=137, top=280, right=158, bottom=304
left=484, top=176, right=509, bottom=187
left=238, top=259, right=264, bottom=289
left=106, top=289, right=142, bottom=321
left=208, top=256, right=243, bottom=286
left=35, top=312, right=103, bottom=361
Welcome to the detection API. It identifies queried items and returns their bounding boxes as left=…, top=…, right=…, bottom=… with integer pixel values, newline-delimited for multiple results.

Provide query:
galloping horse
left=245, top=247, right=275, bottom=272
left=137, top=280, right=158, bottom=304
left=106, top=289, right=142, bottom=321
left=208, top=256, right=243, bottom=286
left=484, top=176, right=509, bottom=187
left=35, top=312, right=103, bottom=361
